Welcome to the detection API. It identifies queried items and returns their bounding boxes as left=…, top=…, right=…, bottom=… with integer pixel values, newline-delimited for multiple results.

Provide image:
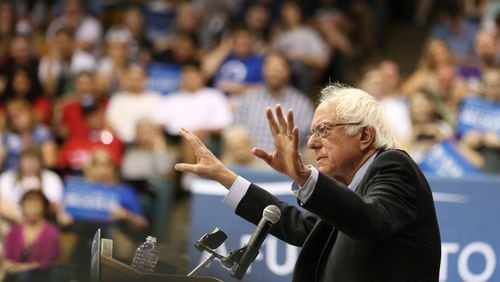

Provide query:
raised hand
left=175, top=128, right=237, bottom=189
left=253, top=105, right=311, bottom=185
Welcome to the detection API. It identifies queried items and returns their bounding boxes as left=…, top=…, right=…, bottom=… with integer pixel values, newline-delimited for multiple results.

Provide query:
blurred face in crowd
left=282, top=2, right=302, bottom=27
left=123, top=65, right=146, bottom=93
left=180, top=65, right=205, bottom=92
left=135, top=120, right=160, bottom=148
left=410, top=92, right=436, bottom=124
left=88, top=150, right=116, bottom=184
left=85, top=108, right=105, bottom=131
left=20, top=153, right=42, bottom=176
left=223, top=127, right=254, bottom=165
left=379, top=61, right=401, bottom=94
left=21, top=194, right=46, bottom=223
left=427, top=40, right=453, bottom=67
left=63, top=0, right=84, bottom=27
left=263, top=54, right=290, bottom=91
left=483, top=70, right=500, bottom=101
left=107, top=40, right=128, bottom=62
left=475, top=31, right=497, bottom=66
left=124, top=7, right=145, bottom=36
left=75, top=73, right=95, bottom=96
left=12, top=69, right=32, bottom=96
left=359, top=69, right=384, bottom=99
left=172, top=35, right=197, bottom=63
left=7, top=101, right=33, bottom=132
left=0, top=3, right=14, bottom=35
left=232, top=29, right=254, bottom=58
left=246, top=5, right=270, bottom=32
left=176, top=4, right=200, bottom=32
left=10, top=36, right=31, bottom=65
left=54, top=32, right=75, bottom=60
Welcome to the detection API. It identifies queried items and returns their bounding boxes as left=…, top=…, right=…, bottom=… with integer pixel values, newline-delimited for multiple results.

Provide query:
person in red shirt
left=59, top=99, right=122, bottom=175
left=55, top=71, right=108, bottom=140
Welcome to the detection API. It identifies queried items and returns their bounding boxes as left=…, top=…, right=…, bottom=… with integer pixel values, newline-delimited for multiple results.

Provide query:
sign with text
left=418, top=139, right=481, bottom=177
left=188, top=169, right=500, bottom=282
left=456, top=97, right=500, bottom=136
left=63, top=177, right=120, bottom=222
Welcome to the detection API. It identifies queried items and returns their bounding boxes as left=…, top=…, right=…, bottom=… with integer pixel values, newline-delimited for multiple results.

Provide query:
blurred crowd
left=0, top=0, right=498, bottom=281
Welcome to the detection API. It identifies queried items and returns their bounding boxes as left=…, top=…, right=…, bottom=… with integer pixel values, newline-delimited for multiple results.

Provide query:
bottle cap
left=146, top=236, right=157, bottom=243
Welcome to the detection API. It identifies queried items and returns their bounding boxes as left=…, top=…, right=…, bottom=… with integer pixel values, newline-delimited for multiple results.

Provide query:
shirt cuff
left=223, top=176, right=251, bottom=210
left=291, top=166, right=319, bottom=204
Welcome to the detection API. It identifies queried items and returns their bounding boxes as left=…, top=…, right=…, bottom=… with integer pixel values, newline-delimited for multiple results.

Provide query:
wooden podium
left=91, top=230, right=222, bottom=282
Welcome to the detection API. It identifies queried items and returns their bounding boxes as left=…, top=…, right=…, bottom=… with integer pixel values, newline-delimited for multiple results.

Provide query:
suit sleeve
left=302, top=150, right=419, bottom=241
left=235, top=184, right=318, bottom=247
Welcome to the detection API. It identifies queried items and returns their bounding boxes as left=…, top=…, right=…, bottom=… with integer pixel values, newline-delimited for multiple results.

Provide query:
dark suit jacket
left=235, top=149, right=441, bottom=282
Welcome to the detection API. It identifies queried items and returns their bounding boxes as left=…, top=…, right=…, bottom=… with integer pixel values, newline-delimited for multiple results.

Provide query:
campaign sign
left=188, top=169, right=500, bottom=282
left=419, top=139, right=481, bottom=177
left=147, top=63, right=181, bottom=95
left=63, top=177, right=120, bottom=222
left=456, top=97, right=500, bottom=136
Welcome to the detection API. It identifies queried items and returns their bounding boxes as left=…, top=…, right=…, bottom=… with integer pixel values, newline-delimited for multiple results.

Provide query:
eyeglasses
left=308, top=122, right=362, bottom=139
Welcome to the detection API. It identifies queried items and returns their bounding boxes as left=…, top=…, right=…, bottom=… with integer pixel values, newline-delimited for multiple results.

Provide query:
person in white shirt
left=154, top=61, right=232, bottom=137
left=0, top=147, right=67, bottom=226
left=106, top=63, right=162, bottom=144
left=38, top=26, right=96, bottom=97
left=155, top=60, right=232, bottom=163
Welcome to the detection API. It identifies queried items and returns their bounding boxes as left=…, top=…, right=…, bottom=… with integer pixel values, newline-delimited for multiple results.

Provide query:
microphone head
left=263, top=205, right=281, bottom=224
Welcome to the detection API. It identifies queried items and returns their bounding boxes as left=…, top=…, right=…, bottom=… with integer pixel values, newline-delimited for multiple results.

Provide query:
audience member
left=154, top=61, right=232, bottom=162
left=59, top=99, right=123, bottom=175
left=458, top=69, right=500, bottom=173
left=408, top=90, right=454, bottom=162
left=402, top=38, right=456, bottom=95
left=473, top=30, right=499, bottom=74
left=3, top=190, right=60, bottom=282
left=430, top=0, right=478, bottom=67
left=361, top=61, right=413, bottom=149
left=96, top=26, right=134, bottom=95
left=2, top=66, right=51, bottom=125
left=38, top=26, right=96, bottom=97
left=121, top=118, right=175, bottom=181
left=122, top=5, right=154, bottom=64
left=0, top=99, right=57, bottom=171
left=244, top=4, right=272, bottom=52
left=203, top=26, right=265, bottom=95
left=232, top=52, right=314, bottom=152
left=221, top=126, right=268, bottom=170
left=54, top=71, right=107, bottom=140
left=0, top=147, right=65, bottom=225
left=106, top=63, right=162, bottom=144
left=83, top=149, right=148, bottom=257
left=0, top=34, right=40, bottom=95
left=46, top=0, right=103, bottom=55
left=272, top=1, right=329, bottom=94
left=155, top=61, right=232, bottom=137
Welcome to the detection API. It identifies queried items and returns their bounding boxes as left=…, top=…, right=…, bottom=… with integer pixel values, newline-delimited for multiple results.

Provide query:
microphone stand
left=187, top=228, right=227, bottom=277
left=187, top=248, right=225, bottom=276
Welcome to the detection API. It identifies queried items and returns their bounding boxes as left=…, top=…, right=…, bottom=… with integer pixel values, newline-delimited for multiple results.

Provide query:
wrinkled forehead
left=311, top=101, right=338, bottom=127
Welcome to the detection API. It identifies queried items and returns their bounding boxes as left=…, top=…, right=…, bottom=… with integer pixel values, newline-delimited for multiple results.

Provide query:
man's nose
left=307, top=136, right=321, bottom=149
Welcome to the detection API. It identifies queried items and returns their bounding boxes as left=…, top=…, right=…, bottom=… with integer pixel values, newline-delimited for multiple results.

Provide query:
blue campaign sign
left=63, top=177, right=120, bottom=222
left=188, top=170, right=500, bottom=282
left=418, top=139, right=481, bottom=177
left=146, top=63, right=181, bottom=95
left=456, top=97, right=500, bottom=136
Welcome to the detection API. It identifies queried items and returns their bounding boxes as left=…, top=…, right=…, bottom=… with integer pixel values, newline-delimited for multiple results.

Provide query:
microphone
left=232, top=205, right=281, bottom=280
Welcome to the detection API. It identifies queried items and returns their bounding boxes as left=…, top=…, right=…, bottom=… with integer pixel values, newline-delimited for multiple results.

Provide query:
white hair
left=319, top=84, right=397, bottom=149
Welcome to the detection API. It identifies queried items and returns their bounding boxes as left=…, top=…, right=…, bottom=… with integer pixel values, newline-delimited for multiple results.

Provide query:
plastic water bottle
left=131, top=236, right=159, bottom=274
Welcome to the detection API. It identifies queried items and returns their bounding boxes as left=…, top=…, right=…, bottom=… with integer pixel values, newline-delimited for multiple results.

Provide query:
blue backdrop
left=188, top=169, right=500, bottom=282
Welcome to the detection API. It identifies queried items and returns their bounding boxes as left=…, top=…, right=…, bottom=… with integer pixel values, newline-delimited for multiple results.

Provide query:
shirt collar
left=347, top=151, right=378, bottom=190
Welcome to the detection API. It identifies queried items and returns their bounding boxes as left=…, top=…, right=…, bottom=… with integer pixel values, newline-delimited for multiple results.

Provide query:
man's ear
left=359, top=126, right=376, bottom=151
